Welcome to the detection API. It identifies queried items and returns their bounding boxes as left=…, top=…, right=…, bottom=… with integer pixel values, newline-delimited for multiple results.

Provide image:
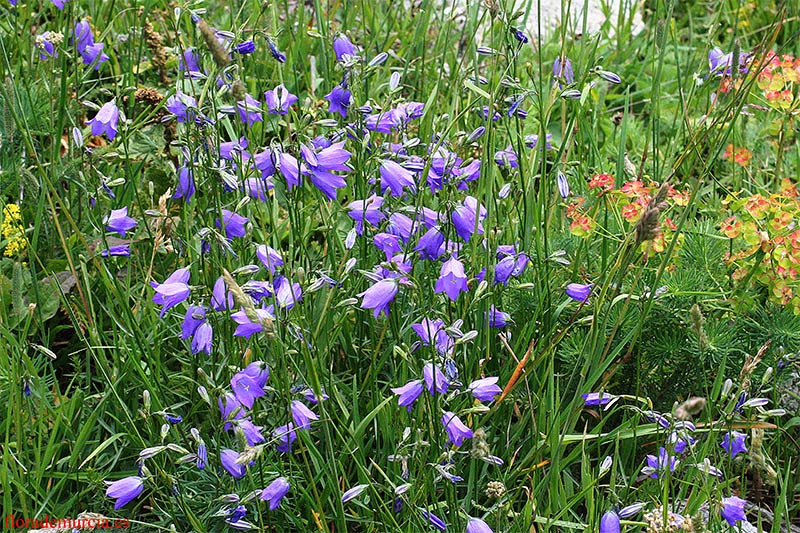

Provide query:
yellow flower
left=2, top=203, right=27, bottom=258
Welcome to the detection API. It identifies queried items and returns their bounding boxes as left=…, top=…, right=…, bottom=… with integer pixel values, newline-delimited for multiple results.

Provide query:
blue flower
left=599, top=511, right=620, bottom=533
left=391, top=379, right=424, bottom=410
left=86, top=101, right=119, bottom=141
left=566, top=283, right=592, bottom=303
left=105, top=476, right=144, bottom=510
left=721, top=495, right=747, bottom=526
left=261, top=477, right=290, bottom=510
left=441, top=411, right=473, bottom=446
left=325, top=84, right=352, bottom=117
left=721, top=430, right=748, bottom=458
left=434, top=256, right=468, bottom=301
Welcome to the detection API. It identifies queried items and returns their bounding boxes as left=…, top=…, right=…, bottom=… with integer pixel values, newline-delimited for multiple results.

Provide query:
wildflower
left=347, top=195, right=386, bottom=234
left=644, top=447, right=677, bottom=478
left=100, top=244, right=130, bottom=257
left=513, top=28, right=528, bottom=43
left=273, top=423, right=297, bottom=452
left=721, top=430, right=748, bottom=458
left=165, top=91, right=197, bottom=123
left=74, top=20, right=109, bottom=69
left=566, top=283, right=592, bottom=303
left=301, top=387, right=329, bottom=404
left=196, top=440, right=207, bottom=469
left=411, top=318, right=454, bottom=355
left=525, top=133, right=553, bottom=150
left=225, top=505, right=248, bottom=528
left=325, top=84, right=352, bottom=117
left=236, top=93, right=263, bottom=126
left=234, top=41, right=255, bottom=54
left=341, top=484, right=369, bottom=503
left=178, top=47, right=202, bottom=76
left=391, top=380, right=424, bottom=410
left=173, top=165, right=196, bottom=203
left=256, top=245, right=284, bottom=275
left=422, top=363, right=449, bottom=395
left=86, top=101, right=120, bottom=141
left=267, top=37, right=286, bottom=62
left=380, top=160, right=417, bottom=197
left=231, top=306, right=274, bottom=338
left=557, top=172, right=570, bottom=198
left=421, top=510, right=447, bottom=531
left=35, top=31, right=60, bottom=60
left=435, top=256, right=468, bottom=301
left=597, top=69, right=622, bottom=84
left=708, top=47, right=749, bottom=76
left=211, top=277, right=234, bottom=311
left=219, top=392, right=247, bottom=430
left=594, top=512, right=619, bottom=533
left=358, top=278, right=399, bottom=318
left=442, top=411, right=473, bottom=446
left=494, top=146, right=518, bottom=168
left=150, top=267, right=191, bottom=317
left=468, top=377, right=502, bottom=402
left=451, top=196, right=486, bottom=242
left=721, top=495, right=748, bottom=526
left=181, top=306, right=212, bottom=354
left=231, top=369, right=266, bottom=409
left=365, top=110, right=400, bottom=133
left=261, top=477, right=290, bottom=510
left=290, top=400, right=319, bottom=429
left=220, top=449, right=246, bottom=478
left=553, top=57, right=575, bottom=86
left=216, top=209, right=248, bottom=239
left=486, top=306, right=510, bottom=328
left=241, top=361, right=269, bottom=388
left=333, top=34, right=357, bottom=61
left=301, top=141, right=352, bottom=200
left=264, top=84, right=297, bottom=114
left=105, top=476, right=144, bottom=510
left=235, top=419, right=265, bottom=446
left=104, top=207, right=137, bottom=237
left=467, top=517, right=493, bottom=533
left=581, top=392, right=615, bottom=406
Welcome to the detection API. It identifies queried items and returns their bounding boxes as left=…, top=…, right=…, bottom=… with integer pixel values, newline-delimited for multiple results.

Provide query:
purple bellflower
left=150, top=267, right=191, bottom=317
left=467, top=517, right=493, bottom=533
left=486, top=305, right=510, bottom=328
left=347, top=195, right=386, bottom=234
left=230, top=369, right=266, bottom=409
left=104, top=207, right=137, bottom=237
left=358, top=278, right=399, bottom=318
left=391, top=380, right=424, bottom=410
left=173, top=165, right=196, bottom=202
left=435, top=256, right=468, bottom=301
left=380, top=160, right=417, bottom=197
left=599, top=511, right=620, bottom=533
left=273, top=423, right=297, bottom=453
left=301, top=141, right=352, bottom=200
left=441, top=411, right=473, bottom=446
left=86, top=101, right=119, bottom=141
left=290, top=400, right=319, bottom=429
left=423, top=363, right=449, bottom=395
left=219, top=392, right=246, bottom=431
left=333, top=34, right=357, bottom=61
left=216, top=209, right=248, bottom=239
left=451, top=196, right=486, bottom=242
left=721, top=495, right=747, bottom=526
left=105, top=476, right=144, bottom=510
left=261, top=477, right=290, bottom=510
left=166, top=91, right=197, bottom=123
left=264, top=84, right=297, bottom=114
left=421, top=510, right=447, bottom=531
left=645, top=447, right=678, bottom=478
left=325, top=84, right=352, bottom=117
left=721, top=430, right=748, bottom=458
left=220, top=449, right=246, bottom=478
left=468, top=377, right=502, bottom=402
left=566, top=283, right=592, bottom=303
left=236, top=94, right=263, bottom=126
left=256, top=244, right=284, bottom=275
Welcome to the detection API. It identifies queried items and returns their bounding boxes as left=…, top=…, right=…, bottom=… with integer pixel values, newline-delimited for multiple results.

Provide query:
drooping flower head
left=104, top=206, right=137, bottom=237
left=105, top=476, right=144, bottom=510
left=391, top=380, right=424, bottom=410
left=325, top=84, right=352, bottom=117
left=150, top=267, right=191, bottom=317
left=467, top=517, right=494, bottom=533
left=566, top=283, right=592, bottom=303
left=422, top=363, right=449, bottom=395
left=441, top=411, right=473, bottom=446
left=358, top=277, right=399, bottom=318
left=720, top=495, right=747, bottom=526
left=599, top=511, right=620, bottom=533
left=290, top=400, right=319, bottom=430
left=644, top=447, right=678, bottom=478
left=434, top=256, right=469, bottom=301
left=261, top=477, right=290, bottom=510
left=468, top=377, right=502, bottom=402
left=86, top=100, right=120, bottom=141
left=333, top=34, right=357, bottom=61
left=220, top=449, right=246, bottom=478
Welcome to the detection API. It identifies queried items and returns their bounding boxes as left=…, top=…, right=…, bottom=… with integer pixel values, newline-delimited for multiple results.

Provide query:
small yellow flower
left=2, top=203, right=27, bottom=258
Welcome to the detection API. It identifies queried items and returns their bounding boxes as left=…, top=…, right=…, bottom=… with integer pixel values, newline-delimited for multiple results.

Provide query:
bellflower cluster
left=74, top=20, right=109, bottom=68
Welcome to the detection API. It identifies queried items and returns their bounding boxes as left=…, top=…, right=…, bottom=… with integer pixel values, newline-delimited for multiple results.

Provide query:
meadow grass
left=0, top=0, right=799, bottom=531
